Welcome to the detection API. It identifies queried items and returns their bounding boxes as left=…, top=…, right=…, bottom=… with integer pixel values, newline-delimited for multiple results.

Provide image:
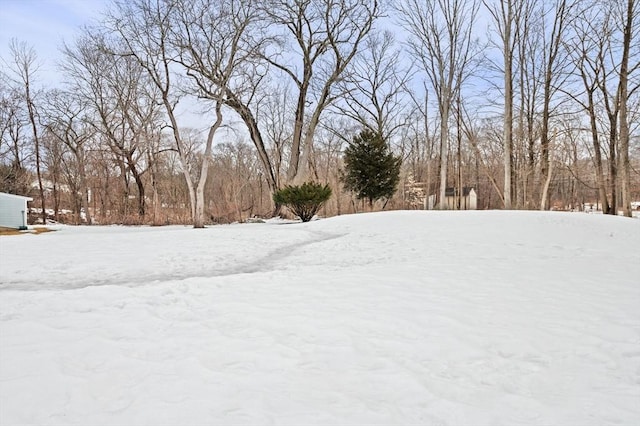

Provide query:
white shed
left=0, top=192, right=32, bottom=229
left=444, top=187, right=477, bottom=210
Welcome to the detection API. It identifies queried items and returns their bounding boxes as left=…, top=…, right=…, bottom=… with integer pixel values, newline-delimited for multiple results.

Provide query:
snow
left=1, top=210, right=639, bottom=425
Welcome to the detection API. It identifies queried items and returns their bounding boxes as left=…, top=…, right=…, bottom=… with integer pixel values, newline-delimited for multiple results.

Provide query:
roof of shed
left=444, top=187, right=475, bottom=197
left=0, top=192, right=33, bottom=201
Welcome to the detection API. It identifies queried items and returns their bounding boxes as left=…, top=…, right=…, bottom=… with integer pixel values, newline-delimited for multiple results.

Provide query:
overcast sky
left=0, top=0, right=108, bottom=84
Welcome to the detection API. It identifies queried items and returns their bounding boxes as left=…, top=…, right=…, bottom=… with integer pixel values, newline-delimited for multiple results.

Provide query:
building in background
left=0, top=192, right=32, bottom=229
left=444, top=187, right=477, bottom=210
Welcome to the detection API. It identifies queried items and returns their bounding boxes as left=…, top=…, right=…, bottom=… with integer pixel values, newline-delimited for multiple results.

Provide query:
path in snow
left=0, top=224, right=344, bottom=290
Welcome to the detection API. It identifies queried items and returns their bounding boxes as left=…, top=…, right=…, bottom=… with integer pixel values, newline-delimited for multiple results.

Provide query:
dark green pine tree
left=342, top=129, right=402, bottom=207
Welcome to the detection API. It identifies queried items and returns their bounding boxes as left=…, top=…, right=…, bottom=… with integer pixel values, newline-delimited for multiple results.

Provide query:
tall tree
left=484, top=0, right=524, bottom=209
left=515, top=0, right=539, bottom=208
left=581, top=0, right=639, bottom=215
left=566, top=3, right=611, bottom=213
left=43, top=89, right=95, bottom=224
left=6, top=40, right=46, bottom=224
left=0, top=82, right=30, bottom=195
left=261, top=0, right=380, bottom=185
left=538, top=0, right=575, bottom=210
left=618, top=0, right=638, bottom=217
left=62, top=31, right=157, bottom=221
left=397, top=0, right=480, bottom=209
left=170, top=0, right=257, bottom=226
left=104, top=0, right=227, bottom=227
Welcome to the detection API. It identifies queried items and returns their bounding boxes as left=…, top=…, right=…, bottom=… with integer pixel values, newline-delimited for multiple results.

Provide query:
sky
left=0, top=0, right=108, bottom=84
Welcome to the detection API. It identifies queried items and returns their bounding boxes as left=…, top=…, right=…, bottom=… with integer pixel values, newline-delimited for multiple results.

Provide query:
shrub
left=273, top=182, right=332, bottom=222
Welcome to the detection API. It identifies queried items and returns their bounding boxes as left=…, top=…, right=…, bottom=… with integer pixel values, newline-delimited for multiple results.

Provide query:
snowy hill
left=1, top=211, right=639, bottom=425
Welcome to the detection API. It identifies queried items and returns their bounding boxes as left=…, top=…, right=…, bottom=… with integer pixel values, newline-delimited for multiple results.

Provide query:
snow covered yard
left=0, top=210, right=638, bottom=425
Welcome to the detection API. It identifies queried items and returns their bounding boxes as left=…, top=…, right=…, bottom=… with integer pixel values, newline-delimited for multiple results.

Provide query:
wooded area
left=1, top=0, right=638, bottom=226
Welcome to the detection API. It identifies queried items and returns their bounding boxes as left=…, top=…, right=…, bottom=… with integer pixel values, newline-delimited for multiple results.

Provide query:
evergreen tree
left=342, top=130, right=401, bottom=206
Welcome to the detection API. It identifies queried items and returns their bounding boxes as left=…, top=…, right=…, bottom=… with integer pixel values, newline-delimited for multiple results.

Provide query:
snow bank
left=1, top=211, right=638, bottom=425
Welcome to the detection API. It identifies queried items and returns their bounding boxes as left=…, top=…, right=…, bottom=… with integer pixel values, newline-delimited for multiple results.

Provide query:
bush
left=273, top=182, right=332, bottom=222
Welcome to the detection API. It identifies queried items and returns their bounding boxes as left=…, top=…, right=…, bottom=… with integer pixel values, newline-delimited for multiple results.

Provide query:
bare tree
left=460, top=108, right=505, bottom=205
left=0, top=82, right=31, bottom=195
left=597, top=7, right=623, bottom=214
left=6, top=40, right=46, bottom=223
left=566, top=3, right=611, bottom=213
left=484, top=0, right=526, bottom=209
left=209, top=140, right=265, bottom=222
left=258, top=86, right=294, bottom=188
left=112, top=61, right=162, bottom=219
left=580, top=0, right=639, bottom=215
left=402, top=85, right=439, bottom=207
left=515, top=0, right=540, bottom=208
left=43, top=89, right=95, bottom=224
left=261, top=0, right=380, bottom=185
left=397, top=0, right=480, bottom=209
left=538, top=0, right=576, bottom=210
left=169, top=0, right=257, bottom=226
left=618, top=0, right=639, bottom=217
left=103, top=0, right=220, bottom=227
left=62, top=31, right=159, bottom=221
left=333, top=30, right=411, bottom=141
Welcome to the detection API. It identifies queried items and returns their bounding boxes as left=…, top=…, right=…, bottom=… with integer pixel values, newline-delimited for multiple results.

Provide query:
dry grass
left=0, top=227, right=55, bottom=236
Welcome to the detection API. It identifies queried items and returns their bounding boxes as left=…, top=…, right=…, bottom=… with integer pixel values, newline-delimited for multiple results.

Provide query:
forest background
left=1, top=0, right=638, bottom=226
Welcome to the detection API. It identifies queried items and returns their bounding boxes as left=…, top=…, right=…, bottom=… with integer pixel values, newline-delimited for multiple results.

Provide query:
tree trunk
left=503, top=0, right=513, bottom=209
left=540, top=141, right=553, bottom=211
left=79, top=155, right=92, bottom=225
left=618, top=0, right=633, bottom=217
left=162, top=99, right=197, bottom=223
left=539, top=94, right=551, bottom=210
left=287, top=78, right=310, bottom=183
left=225, top=92, right=277, bottom=195
left=194, top=101, right=223, bottom=228
left=128, top=158, right=145, bottom=218
left=438, top=104, right=449, bottom=210
left=608, top=119, right=618, bottom=215
left=25, top=80, right=46, bottom=225
left=539, top=0, right=569, bottom=210
left=587, top=92, right=610, bottom=213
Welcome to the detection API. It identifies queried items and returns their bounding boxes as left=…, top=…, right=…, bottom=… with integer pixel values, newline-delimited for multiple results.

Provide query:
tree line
left=1, top=0, right=638, bottom=227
